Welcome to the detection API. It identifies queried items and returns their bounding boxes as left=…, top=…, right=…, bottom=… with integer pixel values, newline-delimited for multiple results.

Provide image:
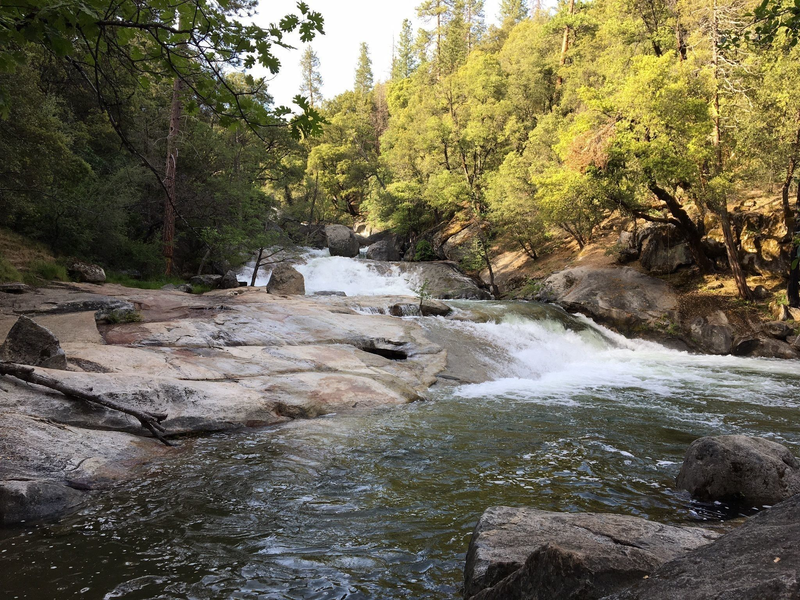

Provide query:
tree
left=0, top=0, right=325, bottom=272
left=499, top=0, right=529, bottom=24
left=354, top=42, right=374, bottom=94
left=392, top=19, right=419, bottom=79
left=300, top=46, right=324, bottom=107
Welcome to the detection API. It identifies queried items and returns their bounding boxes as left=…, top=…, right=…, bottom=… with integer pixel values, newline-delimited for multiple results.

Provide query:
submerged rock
left=0, top=315, right=67, bottom=369
left=464, top=506, right=717, bottom=600
left=266, top=264, right=305, bottom=295
left=603, top=493, right=800, bottom=600
left=0, top=480, right=85, bottom=526
left=325, top=224, right=360, bottom=258
left=731, top=335, right=799, bottom=359
left=676, top=435, right=800, bottom=507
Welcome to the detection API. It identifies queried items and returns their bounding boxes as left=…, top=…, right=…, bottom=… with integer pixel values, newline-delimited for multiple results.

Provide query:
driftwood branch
left=0, top=362, right=173, bottom=447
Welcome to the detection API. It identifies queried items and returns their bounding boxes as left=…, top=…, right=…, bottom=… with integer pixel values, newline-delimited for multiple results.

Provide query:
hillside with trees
left=2, top=0, right=800, bottom=306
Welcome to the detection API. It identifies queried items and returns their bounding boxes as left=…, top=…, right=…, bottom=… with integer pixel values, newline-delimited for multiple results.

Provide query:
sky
left=252, top=0, right=506, bottom=109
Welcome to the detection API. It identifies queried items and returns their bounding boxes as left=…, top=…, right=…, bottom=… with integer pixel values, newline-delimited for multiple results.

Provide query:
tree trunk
left=555, top=0, right=576, bottom=88
left=789, top=183, right=800, bottom=307
left=250, top=247, right=265, bottom=287
left=163, top=77, right=182, bottom=276
left=0, top=362, right=172, bottom=446
left=648, top=184, right=714, bottom=273
left=720, top=209, right=752, bottom=300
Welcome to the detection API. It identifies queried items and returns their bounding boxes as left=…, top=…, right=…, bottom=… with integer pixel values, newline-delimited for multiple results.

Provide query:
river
left=3, top=253, right=800, bottom=599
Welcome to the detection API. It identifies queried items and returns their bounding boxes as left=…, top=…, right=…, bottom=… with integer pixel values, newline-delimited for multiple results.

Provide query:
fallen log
left=0, top=362, right=173, bottom=446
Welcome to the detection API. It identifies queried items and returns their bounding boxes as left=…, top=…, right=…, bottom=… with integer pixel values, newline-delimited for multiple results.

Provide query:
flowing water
left=4, top=257, right=800, bottom=600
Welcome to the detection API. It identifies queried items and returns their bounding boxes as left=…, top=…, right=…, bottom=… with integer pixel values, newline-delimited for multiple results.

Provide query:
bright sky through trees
left=255, top=0, right=515, bottom=107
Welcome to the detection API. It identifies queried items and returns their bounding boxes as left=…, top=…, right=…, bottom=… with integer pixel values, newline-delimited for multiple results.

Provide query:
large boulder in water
left=325, top=224, right=360, bottom=258
left=0, top=316, right=68, bottom=369
left=373, top=261, right=491, bottom=299
left=689, top=311, right=734, bottom=355
left=676, top=435, right=800, bottom=507
left=266, top=264, right=305, bottom=295
left=603, top=493, right=800, bottom=600
left=464, top=506, right=717, bottom=600
left=538, top=267, right=678, bottom=332
left=367, top=238, right=401, bottom=261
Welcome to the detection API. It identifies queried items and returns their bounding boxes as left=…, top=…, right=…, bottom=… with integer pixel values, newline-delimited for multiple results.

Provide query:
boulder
left=0, top=316, right=68, bottom=369
left=441, top=223, right=481, bottom=263
left=615, top=231, right=639, bottom=264
left=367, top=238, right=402, bottom=261
left=325, top=224, right=360, bottom=258
left=220, top=270, right=240, bottom=290
left=676, top=435, right=800, bottom=507
left=603, top=493, right=800, bottom=600
left=763, top=320, right=794, bottom=340
left=638, top=225, right=694, bottom=274
left=464, top=506, right=717, bottom=600
left=266, top=264, right=305, bottom=295
left=752, top=285, right=770, bottom=300
left=731, top=336, right=800, bottom=359
left=0, top=283, right=32, bottom=294
left=190, top=274, right=223, bottom=289
left=689, top=311, right=733, bottom=355
left=389, top=300, right=453, bottom=318
left=161, top=283, right=193, bottom=293
left=374, top=262, right=491, bottom=300
left=67, top=260, right=106, bottom=284
left=0, top=480, right=85, bottom=525
left=538, top=267, right=679, bottom=332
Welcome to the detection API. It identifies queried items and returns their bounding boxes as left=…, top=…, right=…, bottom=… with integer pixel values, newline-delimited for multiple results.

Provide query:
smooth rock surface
left=0, top=316, right=67, bottom=369
left=603, top=494, right=800, bottom=600
left=0, top=283, right=448, bottom=524
left=464, top=506, right=717, bottom=600
left=266, top=264, right=305, bottom=295
left=676, top=435, right=800, bottom=507
left=325, top=224, right=360, bottom=258
left=539, top=267, right=679, bottom=331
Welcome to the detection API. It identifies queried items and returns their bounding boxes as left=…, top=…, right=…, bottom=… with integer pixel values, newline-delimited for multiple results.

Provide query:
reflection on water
left=3, top=304, right=800, bottom=599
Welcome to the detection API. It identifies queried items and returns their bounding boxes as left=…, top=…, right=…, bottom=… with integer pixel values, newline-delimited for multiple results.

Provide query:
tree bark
left=162, top=76, right=183, bottom=276
left=0, top=362, right=172, bottom=446
left=648, top=183, right=714, bottom=272
left=720, top=210, right=752, bottom=300
left=556, top=0, right=576, bottom=88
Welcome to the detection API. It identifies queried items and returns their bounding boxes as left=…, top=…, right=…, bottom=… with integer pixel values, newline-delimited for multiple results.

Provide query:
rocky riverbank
left=0, top=283, right=449, bottom=525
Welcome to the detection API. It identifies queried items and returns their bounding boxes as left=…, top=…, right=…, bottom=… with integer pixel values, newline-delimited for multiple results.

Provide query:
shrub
left=414, top=240, right=436, bottom=261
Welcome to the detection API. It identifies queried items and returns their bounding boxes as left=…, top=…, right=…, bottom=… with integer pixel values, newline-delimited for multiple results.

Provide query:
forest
left=2, top=0, right=800, bottom=301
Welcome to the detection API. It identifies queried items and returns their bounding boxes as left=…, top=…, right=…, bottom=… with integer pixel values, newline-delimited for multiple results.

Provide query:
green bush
left=0, top=255, right=23, bottom=282
left=414, top=240, right=437, bottom=261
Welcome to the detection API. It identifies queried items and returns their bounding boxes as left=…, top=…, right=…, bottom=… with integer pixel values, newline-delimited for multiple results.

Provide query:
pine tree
left=464, top=0, right=486, bottom=51
left=299, top=45, right=323, bottom=107
left=392, top=19, right=418, bottom=79
left=499, top=0, right=528, bottom=23
left=354, top=42, right=374, bottom=94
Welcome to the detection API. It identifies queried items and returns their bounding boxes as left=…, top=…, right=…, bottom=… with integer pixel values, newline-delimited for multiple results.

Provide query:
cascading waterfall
left=237, top=248, right=418, bottom=296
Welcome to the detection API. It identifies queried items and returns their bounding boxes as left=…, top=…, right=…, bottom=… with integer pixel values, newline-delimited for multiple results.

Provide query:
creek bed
left=3, top=307, right=800, bottom=599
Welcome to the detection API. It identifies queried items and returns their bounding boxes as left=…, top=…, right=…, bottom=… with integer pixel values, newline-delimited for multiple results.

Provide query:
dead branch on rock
left=0, top=362, right=173, bottom=446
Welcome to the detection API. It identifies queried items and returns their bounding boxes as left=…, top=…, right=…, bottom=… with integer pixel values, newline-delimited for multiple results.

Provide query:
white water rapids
left=237, top=248, right=417, bottom=296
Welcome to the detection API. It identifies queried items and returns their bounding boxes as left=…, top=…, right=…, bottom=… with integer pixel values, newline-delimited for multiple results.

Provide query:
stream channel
left=3, top=252, right=800, bottom=599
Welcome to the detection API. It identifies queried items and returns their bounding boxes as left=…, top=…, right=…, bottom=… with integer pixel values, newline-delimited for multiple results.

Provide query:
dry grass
left=0, top=228, right=55, bottom=270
